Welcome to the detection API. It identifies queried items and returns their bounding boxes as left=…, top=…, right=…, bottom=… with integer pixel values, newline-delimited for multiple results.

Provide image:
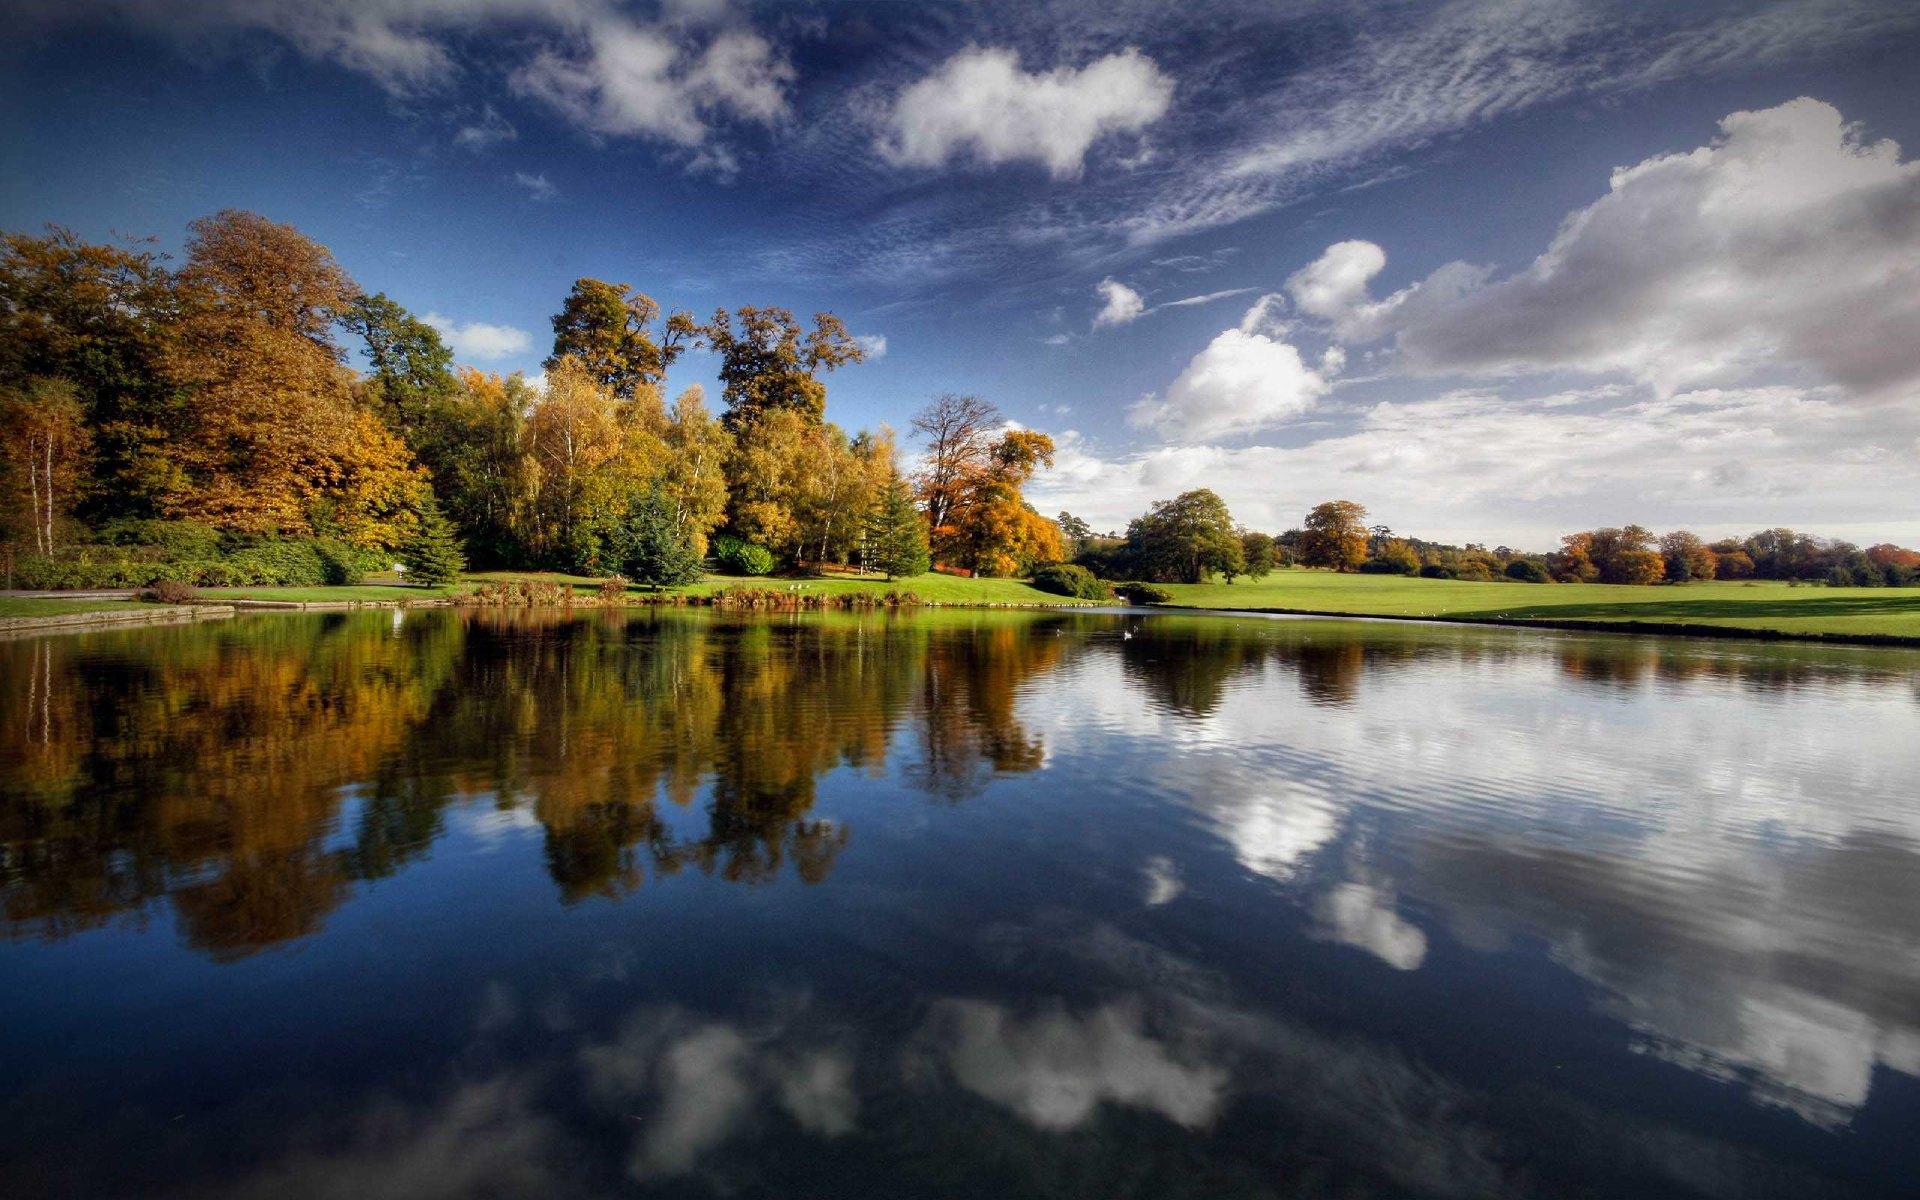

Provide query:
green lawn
left=199, top=583, right=462, bottom=604
left=1155, top=569, right=1920, bottom=641
left=203, top=571, right=1085, bottom=607
left=0, top=597, right=151, bottom=618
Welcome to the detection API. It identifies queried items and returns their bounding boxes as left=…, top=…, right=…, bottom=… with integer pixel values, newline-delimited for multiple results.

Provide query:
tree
left=546, top=279, right=694, bottom=403
left=1587, top=526, right=1665, bottom=584
left=1551, top=532, right=1600, bottom=582
left=912, top=393, right=1000, bottom=534
left=927, top=426, right=1061, bottom=576
left=659, top=384, right=733, bottom=557
left=701, top=306, right=866, bottom=429
left=1659, top=530, right=1718, bottom=583
left=420, top=368, right=535, bottom=567
left=0, top=377, right=91, bottom=553
left=0, top=225, right=179, bottom=517
left=400, top=498, right=464, bottom=588
left=865, top=473, right=931, bottom=580
left=1299, top=500, right=1369, bottom=571
left=1057, top=511, right=1094, bottom=556
left=520, top=358, right=667, bottom=572
left=1240, top=530, right=1276, bottom=579
left=1366, top=538, right=1420, bottom=575
left=343, top=292, right=456, bottom=443
left=1124, top=490, right=1245, bottom=583
left=616, top=487, right=702, bottom=589
left=163, top=210, right=431, bottom=544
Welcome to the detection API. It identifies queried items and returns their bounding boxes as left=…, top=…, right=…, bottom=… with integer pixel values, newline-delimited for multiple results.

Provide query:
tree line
left=1057, top=493, right=1919, bottom=588
left=0, top=212, right=1070, bottom=589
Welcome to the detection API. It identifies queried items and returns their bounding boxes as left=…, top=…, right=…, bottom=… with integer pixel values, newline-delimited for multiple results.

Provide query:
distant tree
left=1551, top=532, right=1600, bottom=582
left=1057, top=511, right=1095, bottom=555
left=659, top=384, right=733, bottom=556
left=616, top=487, right=702, bottom=589
left=546, top=279, right=694, bottom=403
left=1712, top=546, right=1756, bottom=580
left=0, top=377, right=91, bottom=553
left=343, top=292, right=457, bottom=442
left=865, top=473, right=931, bottom=580
left=1658, top=530, right=1718, bottom=583
left=1587, top=526, right=1665, bottom=584
left=907, top=399, right=1061, bottom=576
left=1504, top=558, right=1551, bottom=583
left=1240, top=529, right=1277, bottom=579
left=1299, top=500, right=1369, bottom=571
left=701, top=305, right=866, bottom=429
left=1125, top=489, right=1244, bottom=583
left=400, top=498, right=465, bottom=587
left=1362, top=538, right=1420, bottom=575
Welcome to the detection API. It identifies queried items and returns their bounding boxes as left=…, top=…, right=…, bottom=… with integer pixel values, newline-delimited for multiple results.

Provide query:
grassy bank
left=1155, top=570, right=1920, bottom=642
left=0, top=597, right=150, bottom=618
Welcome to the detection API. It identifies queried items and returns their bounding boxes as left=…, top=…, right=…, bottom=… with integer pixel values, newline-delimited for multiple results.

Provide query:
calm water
left=2, top=607, right=1917, bottom=1198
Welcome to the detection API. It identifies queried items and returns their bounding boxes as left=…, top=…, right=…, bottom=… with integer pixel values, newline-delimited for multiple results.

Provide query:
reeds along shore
left=460, top=580, right=928, bottom=611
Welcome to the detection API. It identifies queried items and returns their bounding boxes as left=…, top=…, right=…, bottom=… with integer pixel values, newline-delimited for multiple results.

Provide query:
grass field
left=1155, top=569, right=1920, bottom=641
left=193, top=570, right=1087, bottom=607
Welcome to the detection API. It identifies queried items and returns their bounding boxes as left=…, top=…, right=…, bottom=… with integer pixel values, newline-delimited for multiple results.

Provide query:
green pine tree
left=866, top=475, right=931, bottom=581
left=617, top=487, right=703, bottom=589
left=401, top=499, right=466, bottom=588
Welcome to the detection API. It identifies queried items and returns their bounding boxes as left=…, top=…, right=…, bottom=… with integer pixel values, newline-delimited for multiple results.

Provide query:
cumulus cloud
left=1313, top=882, right=1429, bottom=971
left=1128, top=296, right=1337, bottom=440
left=424, top=312, right=533, bottom=361
left=1291, top=99, right=1920, bottom=396
left=879, top=47, right=1173, bottom=178
left=854, top=333, right=888, bottom=359
left=1092, top=277, right=1145, bottom=328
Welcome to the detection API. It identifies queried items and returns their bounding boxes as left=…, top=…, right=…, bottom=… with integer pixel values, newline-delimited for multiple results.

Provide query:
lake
left=2, top=607, right=1916, bottom=1198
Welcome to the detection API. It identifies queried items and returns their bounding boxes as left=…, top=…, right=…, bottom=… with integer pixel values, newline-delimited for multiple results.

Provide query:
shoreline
left=5, top=594, right=1918, bottom=650
left=1171, top=603, right=1920, bottom=650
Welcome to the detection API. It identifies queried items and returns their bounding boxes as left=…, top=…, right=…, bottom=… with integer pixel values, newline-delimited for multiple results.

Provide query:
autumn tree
left=866, top=473, right=931, bottom=580
left=520, top=357, right=668, bottom=571
left=702, top=306, right=866, bottom=429
left=419, top=368, right=535, bottom=566
left=659, top=384, right=733, bottom=556
left=1550, top=532, right=1600, bottom=582
left=1658, top=530, right=1718, bottom=583
left=1586, top=526, right=1665, bottom=584
left=912, top=393, right=1000, bottom=535
left=546, top=279, right=694, bottom=403
left=0, top=378, right=92, bottom=553
left=163, top=210, right=429, bottom=546
left=1124, top=490, right=1245, bottom=583
left=1299, top=500, right=1369, bottom=571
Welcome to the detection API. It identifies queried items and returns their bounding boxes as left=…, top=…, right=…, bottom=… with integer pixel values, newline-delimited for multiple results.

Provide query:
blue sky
left=5, top=0, right=1919, bottom=547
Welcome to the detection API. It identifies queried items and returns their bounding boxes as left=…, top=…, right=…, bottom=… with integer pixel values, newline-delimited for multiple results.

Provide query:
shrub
left=1504, top=559, right=1552, bottom=583
left=1031, top=562, right=1115, bottom=600
left=1359, top=558, right=1410, bottom=574
left=598, top=577, right=628, bottom=605
left=316, top=540, right=373, bottom=586
left=97, top=518, right=224, bottom=559
left=1454, top=562, right=1494, bottom=582
left=1419, top=563, right=1454, bottom=579
left=712, top=535, right=775, bottom=576
left=143, top=579, right=199, bottom=605
left=1114, top=581, right=1173, bottom=605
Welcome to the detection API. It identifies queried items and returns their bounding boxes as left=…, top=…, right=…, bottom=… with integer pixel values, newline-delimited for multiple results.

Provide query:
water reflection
left=3, top=608, right=1918, bottom=1197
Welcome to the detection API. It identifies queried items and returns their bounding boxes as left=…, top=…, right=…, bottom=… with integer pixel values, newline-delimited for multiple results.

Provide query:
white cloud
left=1313, top=882, right=1428, bottom=971
left=26, top=2, right=792, bottom=162
left=509, top=171, right=557, bottom=201
left=854, top=333, right=888, bottom=359
left=424, top=312, right=533, bottom=361
left=513, top=20, right=791, bottom=149
left=928, top=999, right=1226, bottom=1131
left=453, top=104, right=516, bottom=152
left=1128, top=297, right=1336, bottom=440
left=1292, top=99, right=1920, bottom=396
left=1032, top=382, right=1920, bottom=547
left=879, top=47, right=1173, bottom=178
left=1091, top=277, right=1145, bottom=328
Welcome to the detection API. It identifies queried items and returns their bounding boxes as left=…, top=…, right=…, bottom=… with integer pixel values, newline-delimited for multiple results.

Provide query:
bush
left=97, top=518, right=224, bottom=559
left=222, top=540, right=331, bottom=586
left=1031, top=563, right=1115, bottom=600
left=1359, top=557, right=1412, bottom=574
left=712, top=535, right=775, bottom=576
left=1114, top=580, right=1172, bottom=605
left=143, top=579, right=199, bottom=605
left=1419, top=563, right=1454, bottom=579
left=316, top=540, right=384, bottom=586
left=1504, top=559, right=1552, bottom=583
left=598, top=577, right=628, bottom=604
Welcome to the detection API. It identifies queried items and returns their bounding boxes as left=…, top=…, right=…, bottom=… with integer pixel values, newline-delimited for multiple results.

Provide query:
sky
left=4, top=0, right=1919, bottom=549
